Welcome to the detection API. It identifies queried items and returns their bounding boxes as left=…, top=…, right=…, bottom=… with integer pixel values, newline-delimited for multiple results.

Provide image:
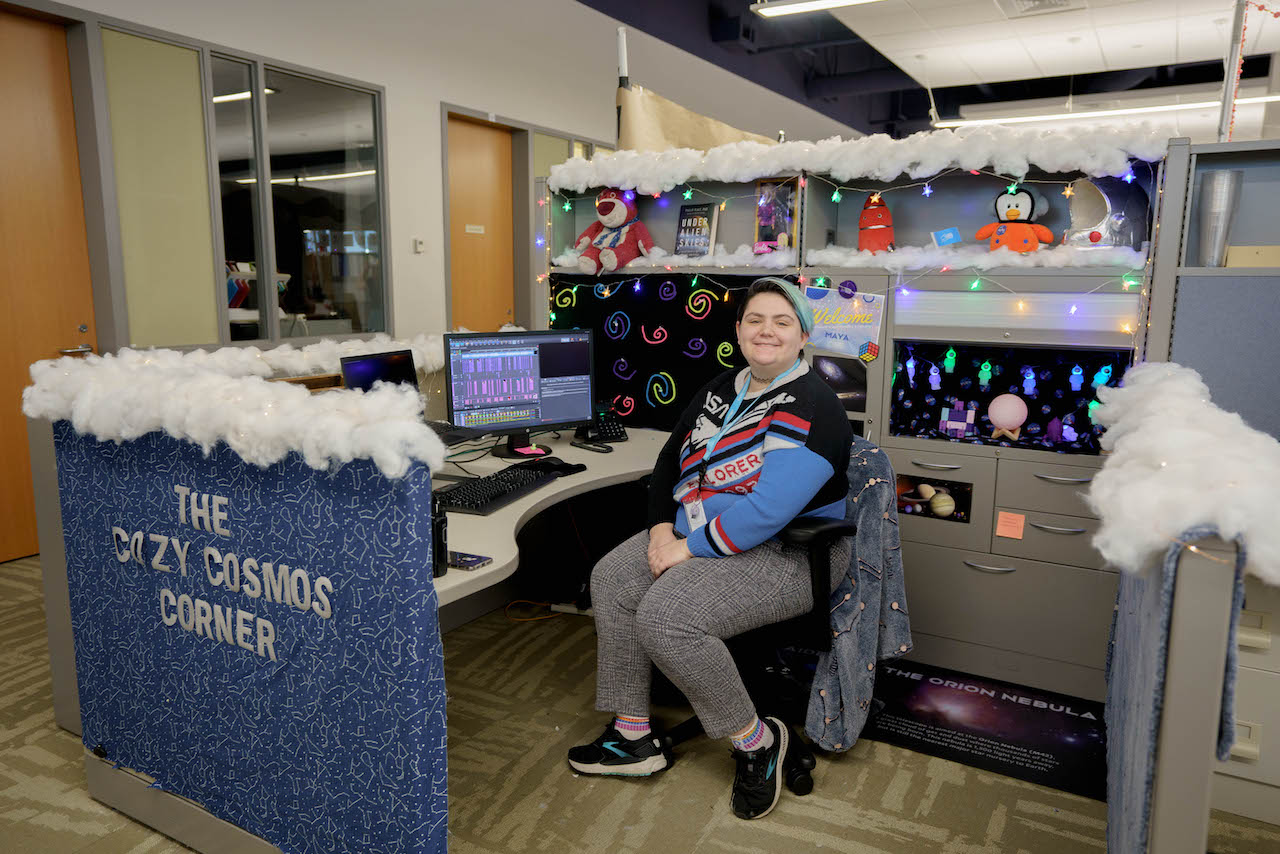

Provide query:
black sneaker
left=567, top=723, right=670, bottom=777
left=730, top=716, right=789, bottom=820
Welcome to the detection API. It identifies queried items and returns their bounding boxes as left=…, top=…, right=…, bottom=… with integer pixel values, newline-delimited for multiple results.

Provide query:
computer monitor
left=339, top=350, right=419, bottom=392
left=444, top=330, right=594, bottom=458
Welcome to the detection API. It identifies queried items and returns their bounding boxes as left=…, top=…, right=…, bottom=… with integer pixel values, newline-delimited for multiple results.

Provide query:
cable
left=504, top=600, right=562, bottom=622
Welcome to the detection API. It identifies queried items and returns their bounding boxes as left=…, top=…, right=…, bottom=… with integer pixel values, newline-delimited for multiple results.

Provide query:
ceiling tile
left=1021, top=30, right=1108, bottom=77
left=951, top=37, right=1040, bottom=84
left=905, top=1, right=1003, bottom=26
left=1094, top=20, right=1176, bottom=70
left=829, top=2, right=928, bottom=37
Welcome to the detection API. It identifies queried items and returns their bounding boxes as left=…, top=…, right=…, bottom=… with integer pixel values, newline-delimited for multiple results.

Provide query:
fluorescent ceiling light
left=235, top=169, right=376, bottom=184
left=212, top=88, right=277, bottom=104
left=749, top=0, right=889, bottom=18
left=934, top=95, right=1280, bottom=128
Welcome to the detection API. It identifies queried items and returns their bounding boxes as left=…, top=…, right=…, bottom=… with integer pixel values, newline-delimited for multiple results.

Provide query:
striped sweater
left=647, top=363, right=852, bottom=558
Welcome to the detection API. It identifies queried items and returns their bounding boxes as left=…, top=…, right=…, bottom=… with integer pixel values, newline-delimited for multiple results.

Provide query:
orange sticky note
left=996, top=511, right=1025, bottom=540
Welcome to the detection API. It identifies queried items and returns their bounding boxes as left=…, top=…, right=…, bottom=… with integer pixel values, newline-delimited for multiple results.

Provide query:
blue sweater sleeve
left=687, top=445, right=834, bottom=558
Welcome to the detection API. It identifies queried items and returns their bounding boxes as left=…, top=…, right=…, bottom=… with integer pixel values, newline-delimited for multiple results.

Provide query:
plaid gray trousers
left=591, top=529, right=851, bottom=739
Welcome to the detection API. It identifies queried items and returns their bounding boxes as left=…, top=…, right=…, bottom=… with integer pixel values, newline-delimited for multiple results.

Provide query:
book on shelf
left=674, top=203, right=718, bottom=257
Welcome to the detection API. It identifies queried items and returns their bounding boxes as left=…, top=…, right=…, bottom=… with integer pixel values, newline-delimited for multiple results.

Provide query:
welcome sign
left=53, top=423, right=447, bottom=853
left=804, top=286, right=884, bottom=360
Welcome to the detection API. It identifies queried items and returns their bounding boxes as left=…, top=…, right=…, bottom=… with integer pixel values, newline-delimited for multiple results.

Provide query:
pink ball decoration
left=988, top=394, right=1029, bottom=432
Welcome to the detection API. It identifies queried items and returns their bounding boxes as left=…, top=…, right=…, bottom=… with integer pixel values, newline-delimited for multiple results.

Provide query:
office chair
left=659, top=515, right=857, bottom=796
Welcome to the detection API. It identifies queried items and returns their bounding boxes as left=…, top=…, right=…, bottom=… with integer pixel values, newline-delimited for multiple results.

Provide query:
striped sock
left=730, top=716, right=774, bottom=753
left=613, top=714, right=652, bottom=741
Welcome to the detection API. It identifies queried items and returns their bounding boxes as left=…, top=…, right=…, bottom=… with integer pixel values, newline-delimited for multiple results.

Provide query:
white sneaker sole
left=568, top=754, right=669, bottom=776
left=745, top=717, right=789, bottom=820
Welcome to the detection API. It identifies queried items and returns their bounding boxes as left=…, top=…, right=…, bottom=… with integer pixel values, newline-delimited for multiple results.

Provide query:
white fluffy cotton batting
left=807, top=243, right=1145, bottom=272
left=548, top=126, right=1170, bottom=194
left=23, top=336, right=451, bottom=478
left=1087, top=363, right=1280, bottom=584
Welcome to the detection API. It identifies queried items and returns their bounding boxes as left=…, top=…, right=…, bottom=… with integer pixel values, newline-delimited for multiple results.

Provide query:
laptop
left=338, top=350, right=483, bottom=446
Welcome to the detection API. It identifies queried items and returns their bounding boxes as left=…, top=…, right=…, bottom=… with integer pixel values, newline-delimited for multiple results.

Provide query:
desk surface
left=434, top=429, right=666, bottom=606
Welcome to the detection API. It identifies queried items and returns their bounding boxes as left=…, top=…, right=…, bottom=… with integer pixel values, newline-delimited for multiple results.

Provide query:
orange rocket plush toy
left=976, top=188, right=1054, bottom=253
left=857, top=194, right=896, bottom=253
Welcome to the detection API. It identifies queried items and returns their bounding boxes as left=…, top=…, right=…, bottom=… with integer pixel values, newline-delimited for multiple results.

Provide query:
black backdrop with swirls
left=548, top=272, right=752, bottom=431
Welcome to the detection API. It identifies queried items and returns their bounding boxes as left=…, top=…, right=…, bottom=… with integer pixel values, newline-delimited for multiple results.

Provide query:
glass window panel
left=594, top=145, right=614, bottom=156
left=101, top=29, right=218, bottom=347
left=264, top=69, right=383, bottom=338
left=533, top=132, right=570, bottom=178
left=210, top=56, right=263, bottom=341
left=572, top=140, right=587, bottom=159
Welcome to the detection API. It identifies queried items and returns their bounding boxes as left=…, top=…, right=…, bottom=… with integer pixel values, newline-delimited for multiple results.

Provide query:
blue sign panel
left=53, top=423, right=446, bottom=853
left=931, top=227, right=963, bottom=247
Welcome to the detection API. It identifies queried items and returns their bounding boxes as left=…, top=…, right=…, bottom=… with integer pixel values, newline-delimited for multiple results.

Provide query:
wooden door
left=447, top=116, right=513, bottom=330
left=0, top=10, right=97, bottom=561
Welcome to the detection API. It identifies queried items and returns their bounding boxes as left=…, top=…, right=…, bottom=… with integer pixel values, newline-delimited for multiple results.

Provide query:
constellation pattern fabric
left=53, top=422, right=447, bottom=854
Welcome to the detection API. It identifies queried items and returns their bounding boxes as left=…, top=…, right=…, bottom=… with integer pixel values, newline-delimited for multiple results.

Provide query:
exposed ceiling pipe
left=747, top=35, right=865, bottom=55
left=806, top=67, right=919, bottom=99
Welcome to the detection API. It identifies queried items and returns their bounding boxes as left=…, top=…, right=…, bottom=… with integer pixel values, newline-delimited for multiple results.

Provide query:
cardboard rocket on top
left=857, top=194, right=896, bottom=253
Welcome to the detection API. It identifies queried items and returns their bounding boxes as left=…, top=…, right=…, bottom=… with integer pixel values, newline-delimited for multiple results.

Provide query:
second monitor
left=444, top=329, right=595, bottom=458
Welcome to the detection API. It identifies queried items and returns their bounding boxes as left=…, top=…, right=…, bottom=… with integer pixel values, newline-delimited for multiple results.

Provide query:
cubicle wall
left=53, top=423, right=447, bottom=853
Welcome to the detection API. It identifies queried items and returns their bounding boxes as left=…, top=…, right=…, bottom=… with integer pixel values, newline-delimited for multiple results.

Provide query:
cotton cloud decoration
left=1087, top=362, right=1280, bottom=584
left=23, top=334, right=451, bottom=478
left=549, top=125, right=1170, bottom=195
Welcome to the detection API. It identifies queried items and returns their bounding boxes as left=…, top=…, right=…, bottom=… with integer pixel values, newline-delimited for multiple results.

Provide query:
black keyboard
left=434, top=457, right=583, bottom=515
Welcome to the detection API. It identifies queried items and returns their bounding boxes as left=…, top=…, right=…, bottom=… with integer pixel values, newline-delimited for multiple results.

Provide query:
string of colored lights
left=547, top=182, right=801, bottom=214
left=805, top=164, right=1144, bottom=203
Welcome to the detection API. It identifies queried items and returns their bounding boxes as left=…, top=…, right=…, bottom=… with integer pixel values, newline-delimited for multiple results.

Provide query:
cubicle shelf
left=550, top=264, right=785, bottom=278
left=1176, top=266, right=1280, bottom=276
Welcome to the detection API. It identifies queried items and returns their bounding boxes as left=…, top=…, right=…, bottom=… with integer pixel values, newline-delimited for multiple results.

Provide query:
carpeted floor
left=2, top=555, right=1279, bottom=853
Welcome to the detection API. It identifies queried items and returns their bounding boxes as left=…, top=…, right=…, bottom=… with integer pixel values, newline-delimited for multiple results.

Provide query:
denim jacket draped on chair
left=806, top=437, right=913, bottom=751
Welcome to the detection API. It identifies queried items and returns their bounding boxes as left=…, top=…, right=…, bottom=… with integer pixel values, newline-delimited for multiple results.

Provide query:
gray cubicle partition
left=1170, top=274, right=1280, bottom=442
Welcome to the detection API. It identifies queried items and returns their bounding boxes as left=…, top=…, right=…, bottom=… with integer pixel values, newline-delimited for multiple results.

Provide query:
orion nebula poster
left=864, top=660, right=1106, bottom=800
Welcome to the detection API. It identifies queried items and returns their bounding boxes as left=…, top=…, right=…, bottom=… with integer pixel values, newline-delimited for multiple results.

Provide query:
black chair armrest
left=777, top=518, right=857, bottom=654
left=777, top=518, right=857, bottom=547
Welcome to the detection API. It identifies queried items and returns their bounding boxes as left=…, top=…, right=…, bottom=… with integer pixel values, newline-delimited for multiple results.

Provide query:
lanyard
left=699, top=358, right=801, bottom=487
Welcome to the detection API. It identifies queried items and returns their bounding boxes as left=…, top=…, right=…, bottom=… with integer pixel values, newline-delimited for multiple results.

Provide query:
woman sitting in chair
left=568, top=277, right=853, bottom=820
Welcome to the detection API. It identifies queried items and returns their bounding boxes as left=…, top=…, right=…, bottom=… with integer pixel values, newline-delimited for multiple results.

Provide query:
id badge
left=682, top=495, right=707, bottom=531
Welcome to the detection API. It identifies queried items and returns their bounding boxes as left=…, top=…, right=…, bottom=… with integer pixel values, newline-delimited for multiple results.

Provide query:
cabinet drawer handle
left=911, top=460, right=962, bottom=471
left=1029, top=521, right=1088, bottom=535
left=963, top=560, right=1017, bottom=574
left=1033, top=473, right=1092, bottom=484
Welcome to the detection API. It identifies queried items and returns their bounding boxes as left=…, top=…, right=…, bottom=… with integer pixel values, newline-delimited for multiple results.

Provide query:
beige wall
left=102, top=28, right=218, bottom=348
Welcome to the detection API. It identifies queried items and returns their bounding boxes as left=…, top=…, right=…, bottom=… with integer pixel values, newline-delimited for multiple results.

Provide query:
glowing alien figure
left=1069, top=365, right=1085, bottom=392
left=928, top=365, right=942, bottom=391
left=1092, top=364, right=1113, bottom=390
left=1021, top=367, right=1036, bottom=396
left=978, top=361, right=993, bottom=390
left=943, top=347, right=957, bottom=374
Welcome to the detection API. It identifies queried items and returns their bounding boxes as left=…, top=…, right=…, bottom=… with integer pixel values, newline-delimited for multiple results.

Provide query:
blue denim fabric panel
left=53, top=423, right=447, bottom=854
left=1105, top=525, right=1247, bottom=854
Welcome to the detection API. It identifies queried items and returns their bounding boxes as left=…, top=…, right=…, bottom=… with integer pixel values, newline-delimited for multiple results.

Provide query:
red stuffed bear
left=574, top=189, right=655, bottom=274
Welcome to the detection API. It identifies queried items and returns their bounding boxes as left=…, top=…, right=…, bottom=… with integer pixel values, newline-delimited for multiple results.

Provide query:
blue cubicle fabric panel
left=52, top=423, right=446, bottom=854
left=1104, top=526, right=1247, bottom=853
left=1170, top=275, right=1280, bottom=441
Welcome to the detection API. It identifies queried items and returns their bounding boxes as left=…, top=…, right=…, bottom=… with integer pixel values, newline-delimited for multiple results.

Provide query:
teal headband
left=750, top=277, right=815, bottom=335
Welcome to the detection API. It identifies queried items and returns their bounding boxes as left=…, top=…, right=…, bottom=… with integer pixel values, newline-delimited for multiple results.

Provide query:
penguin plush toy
left=975, top=188, right=1054, bottom=253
